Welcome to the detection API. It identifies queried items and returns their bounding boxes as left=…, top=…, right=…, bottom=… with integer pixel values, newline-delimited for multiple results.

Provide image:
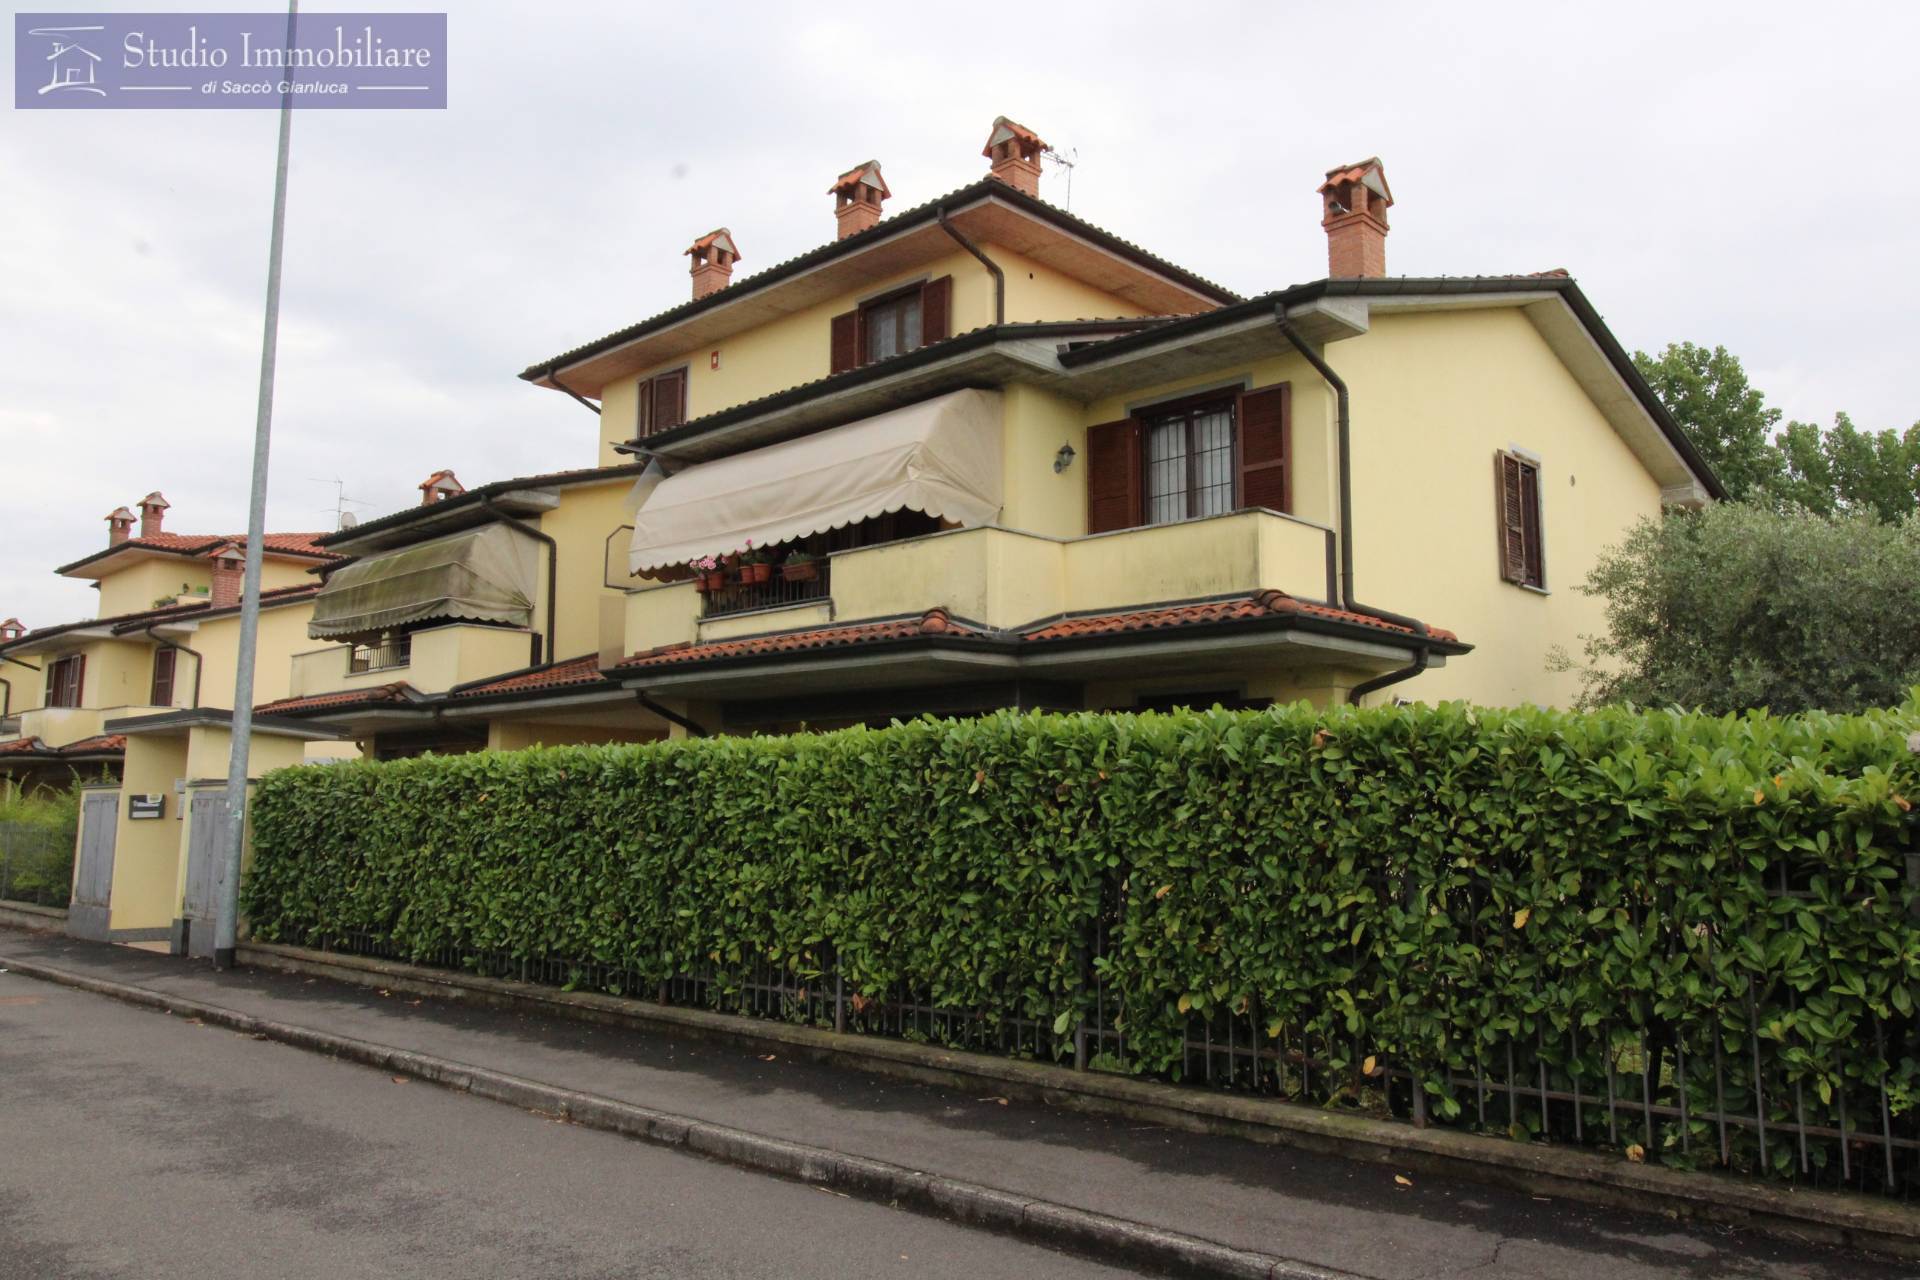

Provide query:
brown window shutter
left=151, top=649, right=175, bottom=706
left=920, top=275, right=952, bottom=346
left=1495, top=452, right=1528, bottom=583
left=1519, top=461, right=1544, bottom=587
left=651, top=369, right=686, bottom=433
left=1085, top=418, right=1143, bottom=533
left=1236, top=384, right=1290, bottom=512
left=829, top=310, right=859, bottom=374
left=634, top=376, right=653, bottom=439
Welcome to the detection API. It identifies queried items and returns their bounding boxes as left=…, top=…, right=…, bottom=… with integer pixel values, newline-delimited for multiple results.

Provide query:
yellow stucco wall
left=592, top=247, right=1148, bottom=467
left=96, top=559, right=210, bottom=616
left=532, top=476, right=637, bottom=659
left=105, top=734, right=186, bottom=931
left=1333, top=308, right=1664, bottom=708
left=191, top=598, right=324, bottom=708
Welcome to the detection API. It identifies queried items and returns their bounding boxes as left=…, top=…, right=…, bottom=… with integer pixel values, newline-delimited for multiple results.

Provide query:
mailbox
left=127, top=794, right=165, bottom=820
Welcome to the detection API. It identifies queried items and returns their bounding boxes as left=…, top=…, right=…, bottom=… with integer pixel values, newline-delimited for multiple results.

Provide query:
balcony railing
left=348, top=635, right=412, bottom=673
left=698, top=563, right=830, bottom=619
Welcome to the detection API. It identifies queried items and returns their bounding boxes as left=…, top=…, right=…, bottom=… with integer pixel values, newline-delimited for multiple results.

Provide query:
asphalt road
left=0, top=972, right=1141, bottom=1280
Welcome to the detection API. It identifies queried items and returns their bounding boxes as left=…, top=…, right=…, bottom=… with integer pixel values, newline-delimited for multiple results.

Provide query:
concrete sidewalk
left=0, top=925, right=1902, bottom=1280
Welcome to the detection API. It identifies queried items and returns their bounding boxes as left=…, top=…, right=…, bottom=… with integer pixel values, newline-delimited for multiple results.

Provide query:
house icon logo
left=30, top=25, right=106, bottom=96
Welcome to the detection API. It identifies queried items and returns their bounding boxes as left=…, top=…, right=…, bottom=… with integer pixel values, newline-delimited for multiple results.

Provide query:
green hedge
left=244, top=701, right=1920, bottom=1182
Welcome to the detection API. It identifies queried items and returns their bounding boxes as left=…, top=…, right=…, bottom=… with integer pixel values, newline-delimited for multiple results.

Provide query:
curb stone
left=227, top=938, right=1920, bottom=1262
left=0, top=953, right=1345, bottom=1280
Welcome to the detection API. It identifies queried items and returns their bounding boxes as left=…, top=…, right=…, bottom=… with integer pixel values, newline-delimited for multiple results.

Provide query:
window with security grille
left=1144, top=400, right=1236, bottom=525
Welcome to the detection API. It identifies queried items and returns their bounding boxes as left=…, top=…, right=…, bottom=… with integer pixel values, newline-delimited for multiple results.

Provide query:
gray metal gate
left=66, top=789, right=119, bottom=941
left=181, top=792, right=229, bottom=959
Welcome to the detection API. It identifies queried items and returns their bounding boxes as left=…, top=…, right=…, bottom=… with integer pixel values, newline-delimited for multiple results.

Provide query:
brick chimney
left=983, top=117, right=1046, bottom=197
left=209, top=546, right=244, bottom=608
left=418, top=469, right=464, bottom=506
left=106, top=506, right=135, bottom=545
left=684, top=229, right=740, bottom=301
left=1318, top=157, right=1393, bottom=279
left=0, top=618, right=24, bottom=643
left=829, top=161, right=889, bottom=240
left=137, top=491, right=170, bottom=539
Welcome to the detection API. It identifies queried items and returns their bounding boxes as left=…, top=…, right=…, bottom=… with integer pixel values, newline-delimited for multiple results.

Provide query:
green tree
left=1631, top=342, right=1784, bottom=500
left=1777, top=412, right=1920, bottom=522
left=1569, top=502, right=1920, bottom=713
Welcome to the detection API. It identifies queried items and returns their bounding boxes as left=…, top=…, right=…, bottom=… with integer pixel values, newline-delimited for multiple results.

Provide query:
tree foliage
left=1633, top=342, right=1918, bottom=518
left=245, top=702, right=1920, bottom=1184
left=1569, top=502, right=1920, bottom=713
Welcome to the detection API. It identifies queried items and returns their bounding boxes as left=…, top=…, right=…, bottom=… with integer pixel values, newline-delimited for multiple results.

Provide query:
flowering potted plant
left=691, top=555, right=724, bottom=593
left=738, top=541, right=773, bottom=586
left=781, top=549, right=820, bottom=583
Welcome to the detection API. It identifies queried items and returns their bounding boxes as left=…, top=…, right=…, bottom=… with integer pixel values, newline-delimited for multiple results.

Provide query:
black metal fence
left=349, top=635, right=412, bottom=673
left=0, top=819, right=73, bottom=908
left=300, top=866, right=1920, bottom=1202
left=699, top=565, right=830, bottom=619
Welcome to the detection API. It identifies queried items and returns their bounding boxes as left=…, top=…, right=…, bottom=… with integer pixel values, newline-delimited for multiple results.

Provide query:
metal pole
left=213, top=0, right=298, bottom=969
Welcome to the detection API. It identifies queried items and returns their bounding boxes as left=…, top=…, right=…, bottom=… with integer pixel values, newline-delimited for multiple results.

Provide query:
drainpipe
left=480, top=496, right=558, bottom=667
left=937, top=206, right=1004, bottom=325
left=1276, top=308, right=1432, bottom=705
left=635, top=690, right=707, bottom=738
left=548, top=365, right=601, bottom=416
left=142, top=624, right=205, bottom=709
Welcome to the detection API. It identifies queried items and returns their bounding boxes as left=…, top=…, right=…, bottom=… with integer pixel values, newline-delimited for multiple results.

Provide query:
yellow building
left=259, top=123, right=1720, bottom=754
left=0, top=492, right=353, bottom=943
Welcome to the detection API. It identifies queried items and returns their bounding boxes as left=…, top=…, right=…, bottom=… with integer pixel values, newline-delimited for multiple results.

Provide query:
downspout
left=1276, top=308, right=1432, bottom=705
left=634, top=690, right=708, bottom=738
left=937, top=206, right=1004, bottom=325
left=142, top=624, right=205, bottom=709
left=480, top=496, right=558, bottom=668
left=548, top=365, right=601, bottom=416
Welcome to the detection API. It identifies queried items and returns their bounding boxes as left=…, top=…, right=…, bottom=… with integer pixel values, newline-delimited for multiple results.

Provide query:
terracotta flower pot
left=782, top=560, right=819, bottom=583
left=703, top=571, right=727, bottom=592
left=744, top=562, right=772, bottom=585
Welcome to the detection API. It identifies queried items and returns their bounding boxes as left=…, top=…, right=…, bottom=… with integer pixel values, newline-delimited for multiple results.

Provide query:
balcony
left=290, top=622, right=538, bottom=698
left=624, top=509, right=1338, bottom=658
left=697, top=561, right=831, bottom=620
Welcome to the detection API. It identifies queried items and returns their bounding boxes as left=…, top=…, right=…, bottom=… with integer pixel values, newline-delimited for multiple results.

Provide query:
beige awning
left=628, top=388, right=1004, bottom=572
left=309, top=523, right=539, bottom=640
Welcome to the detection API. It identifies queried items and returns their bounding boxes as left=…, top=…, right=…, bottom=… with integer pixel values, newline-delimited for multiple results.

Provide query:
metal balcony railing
left=698, top=564, right=830, bottom=619
left=348, top=635, right=412, bottom=673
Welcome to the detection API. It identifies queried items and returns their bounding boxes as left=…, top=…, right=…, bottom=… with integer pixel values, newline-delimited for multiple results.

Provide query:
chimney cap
left=418, top=468, right=463, bottom=493
left=137, top=490, right=171, bottom=511
left=683, top=228, right=740, bottom=261
left=982, top=116, right=1047, bottom=159
left=106, top=506, right=135, bottom=522
left=828, top=160, right=890, bottom=200
left=1318, top=157, right=1392, bottom=208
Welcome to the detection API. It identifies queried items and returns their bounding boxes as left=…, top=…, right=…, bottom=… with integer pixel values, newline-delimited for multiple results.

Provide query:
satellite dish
left=338, top=511, right=359, bottom=530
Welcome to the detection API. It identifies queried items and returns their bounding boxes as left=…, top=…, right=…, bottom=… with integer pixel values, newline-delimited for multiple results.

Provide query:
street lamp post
left=212, top=0, right=298, bottom=969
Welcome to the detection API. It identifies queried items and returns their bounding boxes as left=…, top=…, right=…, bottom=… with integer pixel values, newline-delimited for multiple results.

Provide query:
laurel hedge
left=243, top=700, right=1920, bottom=1180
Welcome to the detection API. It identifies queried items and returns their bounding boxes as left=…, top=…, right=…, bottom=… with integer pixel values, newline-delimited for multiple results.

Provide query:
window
left=829, top=276, right=951, bottom=375
left=633, top=367, right=688, bottom=440
left=1145, top=400, right=1236, bottom=524
left=46, top=654, right=84, bottom=709
left=1494, top=450, right=1546, bottom=589
left=150, top=648, right=176, bottom=707
left=1085, top=384, right=1290, bottom=534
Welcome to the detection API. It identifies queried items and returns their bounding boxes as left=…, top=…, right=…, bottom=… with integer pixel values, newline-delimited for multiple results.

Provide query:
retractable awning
left=628, top=388, right=1004, bottom=573
left=308, top=523, right=539, bottom=640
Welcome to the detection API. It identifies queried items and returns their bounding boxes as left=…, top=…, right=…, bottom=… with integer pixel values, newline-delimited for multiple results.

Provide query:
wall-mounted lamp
left=1052, top=443, right=1077, bottom=474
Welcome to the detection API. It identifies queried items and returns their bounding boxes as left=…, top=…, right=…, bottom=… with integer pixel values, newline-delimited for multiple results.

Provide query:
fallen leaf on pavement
left=1394, top=1174, right=1413, bottom=1187
left=759, top=1054, right=777, bottom=1062
left=391, top=1076, right=409, bottom=1084
left=1625, top=1144, right=1645, bottom=1163
left=976, top=1096, right=1010, bottom=1106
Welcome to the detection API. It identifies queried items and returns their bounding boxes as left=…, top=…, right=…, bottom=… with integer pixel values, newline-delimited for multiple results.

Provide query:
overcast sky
left=3, top=1, right=1915, bottom=627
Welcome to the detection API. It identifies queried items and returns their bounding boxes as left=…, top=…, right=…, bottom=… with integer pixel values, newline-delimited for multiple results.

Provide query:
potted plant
left=739, top=541, right=773, bottom=586
left=782, top=549, right=820, bottom=583
left=691, top=555, right=725, bottom=593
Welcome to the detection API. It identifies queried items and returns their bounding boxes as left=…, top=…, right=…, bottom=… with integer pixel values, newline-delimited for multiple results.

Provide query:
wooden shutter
left=1085, top=419, right=1143, bottom=533
left=634, top=375, right=653, bottom=439
left=1495, top=452, right=1529, bottom=583
left=829, top=310, right=859, bottom=374
left=920, top=275, right=952, bottom=346
left=651, top=369, right=686, bottom=434
left=1236, top=384, right=1290, bottom=512
left=1519, top=461, right=1544, bottom=587
left=150, top=648, right=176, bottom=707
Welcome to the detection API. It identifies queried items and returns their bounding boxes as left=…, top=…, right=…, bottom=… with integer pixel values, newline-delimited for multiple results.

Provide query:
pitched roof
left=55, top=531, right=339, bottom=577
left=315, top=463, right=645, bottom=548
left=611, top=593, right=1464, bottom=676
left=0, top=584, right=320, bottom=654
left=254, top=682, right=419, bottom=716
left=449, top=654, right=610, bottom=698
left=520, top=176, right=1241, bottom=382
left=0, top=733, right=125, bottom=760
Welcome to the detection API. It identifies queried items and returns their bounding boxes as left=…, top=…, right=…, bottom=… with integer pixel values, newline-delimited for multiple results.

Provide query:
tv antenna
left=1043, top=146, right=1078, bottom=210
left=310, top=476, right=370, bottom=531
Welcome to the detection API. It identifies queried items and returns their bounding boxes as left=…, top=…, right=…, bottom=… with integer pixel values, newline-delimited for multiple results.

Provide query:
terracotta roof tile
left=255, top=682, right=417, bottom=716
left=1022, top=591, right=1459, bottom=645
left=0, top=733, right=124, bottom=759
left=0, top=585, right=319, bottom=652
left=0, top=736, right=51, bottom=756
left=451, top=655, right=610, bottom=698
left=618, top=608, right=982, bottom=670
